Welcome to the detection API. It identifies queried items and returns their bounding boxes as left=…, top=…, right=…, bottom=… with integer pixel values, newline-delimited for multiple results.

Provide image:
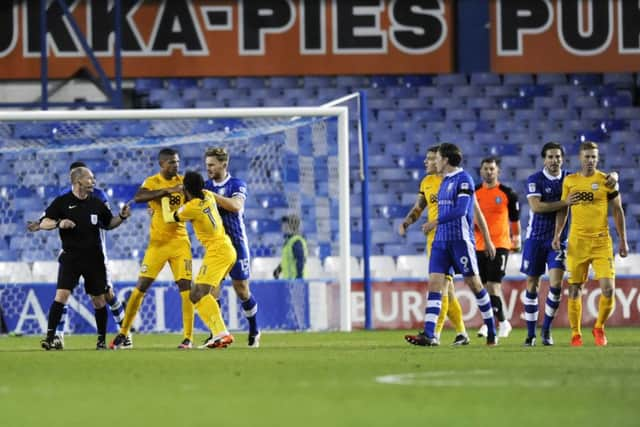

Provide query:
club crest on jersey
left=216, top=188, right=226, bottom=196
left=592, top=183, right=599, bottom=190
left=545, top=187, right=551, bottom=193
left=90, top=214, right=97, bottom=225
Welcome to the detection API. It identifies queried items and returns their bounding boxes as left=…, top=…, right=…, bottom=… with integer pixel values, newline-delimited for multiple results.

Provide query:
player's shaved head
left=70, top=166, right=91, bottom=184
left=158, top=147, right=178, bottom=161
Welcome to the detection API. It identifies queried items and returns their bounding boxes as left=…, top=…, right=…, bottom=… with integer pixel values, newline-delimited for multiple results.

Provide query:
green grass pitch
left=1, top=328, right=639, bottom=427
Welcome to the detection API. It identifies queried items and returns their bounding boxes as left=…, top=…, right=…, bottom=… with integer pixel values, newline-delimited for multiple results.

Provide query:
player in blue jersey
left=203, top=147, right=260, bottom=348
left=27, top=161, right=129, bottom=349
left=520, top=143, right=618, bottom=346
left=405, top=143, right=497, bottom=347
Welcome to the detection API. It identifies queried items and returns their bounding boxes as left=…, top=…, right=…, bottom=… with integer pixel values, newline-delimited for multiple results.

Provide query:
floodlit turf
left=1, top=328, right=639, bottom=427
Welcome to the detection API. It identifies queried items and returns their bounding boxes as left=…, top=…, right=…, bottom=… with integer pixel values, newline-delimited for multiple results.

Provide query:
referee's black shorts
left=476, top=248, right=510, bottom=284
left=57, top=251, right=109, bottom=296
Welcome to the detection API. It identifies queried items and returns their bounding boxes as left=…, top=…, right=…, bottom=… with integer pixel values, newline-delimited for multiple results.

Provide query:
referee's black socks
left=47, top=301, right=65, bottom=340
left=94, top=306, right=108, bottom=338
left=490, top=295, right=506, bottom=322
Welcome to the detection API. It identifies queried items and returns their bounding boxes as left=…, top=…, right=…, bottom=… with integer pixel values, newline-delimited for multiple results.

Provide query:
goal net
left=0, top=106, right=355, bottom=335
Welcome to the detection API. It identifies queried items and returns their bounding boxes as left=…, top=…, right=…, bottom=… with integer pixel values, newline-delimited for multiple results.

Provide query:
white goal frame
left=0, top=107, right=352, bottom=332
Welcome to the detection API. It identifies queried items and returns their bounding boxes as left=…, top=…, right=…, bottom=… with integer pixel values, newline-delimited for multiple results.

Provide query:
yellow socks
left=435, top=295, right=449, bottom=336
left=180, top=290, right=195, bottom=341
left=120, top=287, right=144, bottom=336
left=595, top=294, right=615, bottom=328
left=447, top=294, right=466, bottom=334
left=194, top=294, right=227, bottom=336
left=568, top=296, right=583, bottom=337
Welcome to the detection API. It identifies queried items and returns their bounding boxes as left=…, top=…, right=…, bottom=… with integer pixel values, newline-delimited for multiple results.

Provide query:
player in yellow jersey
left=162, top=171, right=236, bottom=349
left=552, top=141, right=628, bottom=347
left=399, top=145, right=496, bottom=345
left=110, top=148, right=195, bottom=350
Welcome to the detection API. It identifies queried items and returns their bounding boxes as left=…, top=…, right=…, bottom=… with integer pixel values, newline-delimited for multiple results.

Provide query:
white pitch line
left=375, top=370, right=559, bottom=388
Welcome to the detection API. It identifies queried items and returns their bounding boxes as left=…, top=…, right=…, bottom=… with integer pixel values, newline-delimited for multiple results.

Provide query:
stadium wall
left=3, top=277, right=639, bottom=335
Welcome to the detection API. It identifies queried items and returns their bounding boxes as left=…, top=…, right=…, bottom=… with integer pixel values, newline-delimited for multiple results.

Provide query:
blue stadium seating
left=4, top=72, right=639, bottom=263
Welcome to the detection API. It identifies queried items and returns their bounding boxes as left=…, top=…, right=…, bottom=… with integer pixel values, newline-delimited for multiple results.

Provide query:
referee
left=28, top=166, right=131, bottom=350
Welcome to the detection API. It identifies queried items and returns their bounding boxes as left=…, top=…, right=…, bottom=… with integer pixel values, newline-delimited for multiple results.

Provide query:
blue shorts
left=429, top=240, right=479, bottom=277
left=520, top=238, right=566, bottom=277
left=229, top=239, right=251, bottom=281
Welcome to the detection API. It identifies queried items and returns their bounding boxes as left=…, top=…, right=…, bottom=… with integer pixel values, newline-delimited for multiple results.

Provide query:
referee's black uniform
left=46, top=192, right=114, bottom=295
left=43, top=191, right=116, bottom=345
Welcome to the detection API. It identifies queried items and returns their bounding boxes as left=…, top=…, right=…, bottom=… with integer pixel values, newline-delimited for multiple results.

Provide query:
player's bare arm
left=134, top=184, right=183, bottom=203
left=399, top=193, right=426, bottom=236
left=609, top=194, right=629, bottom=258
left=473, top=196, right=496, bottom=259
left=213, top=193, right=244, bottom=213
left=551, top=206, right=569, bottom=251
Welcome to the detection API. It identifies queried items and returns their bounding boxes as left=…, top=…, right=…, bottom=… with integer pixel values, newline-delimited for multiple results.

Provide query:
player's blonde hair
left=580, top=141, right=598, bottom=151
left=205, top=147, right=229, bottom=163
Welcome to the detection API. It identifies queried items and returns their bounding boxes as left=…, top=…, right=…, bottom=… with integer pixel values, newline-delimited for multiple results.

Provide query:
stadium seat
left=518, top=84, right=550, bottom=98
left=302, top=76, right=335, bottom=88
left=31, top=261, right=59, bottom=283
left=134, top=78, right=164, bottom=94
left=500, top=97, right=531, bottom=110
left=602, top=95, right=632, bottom=108
left=255, top=193, right=288, bottom=209
left=305, top=256, right=324, bottom=279
left=166, top=78, right=198, bottom=90
left=369, top=255, right=398, bottom=278
left=371, top=75, right=400, bottom=88
left=251, top=256, right=281, bottom=280
left=396, top=255, right=426, bottom=278
left=433, top=73, right=468, bottom=86
left=399, top=75, right=432, bottom=88
left=485, top=85, right=516, bottom=97
left=536, top=73, right=567, bottom=85
left=235, top=77, right=267, bottom=89
left=506, top=253, right=523, bottom=277
left=0, top=261, right=33, bottom=283
left=504, top=74, right=534, bottom=86
left=569, top=73, right=601, bottom=86
left=200, top=77, right=232, bottom=89
left=323, top=256, right=361, bottom=278
left=469, top=72, right=502, bottom=86
left=268, top=76, right=300, bottom=89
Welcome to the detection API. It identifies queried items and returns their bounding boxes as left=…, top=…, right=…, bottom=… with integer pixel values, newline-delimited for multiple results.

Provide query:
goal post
left=0, top=105, right=356, bottom=333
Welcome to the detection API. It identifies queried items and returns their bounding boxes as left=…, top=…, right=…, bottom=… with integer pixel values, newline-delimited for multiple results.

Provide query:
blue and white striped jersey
left=524, top=169, right=568, bottom=242
left=434, top=168, right=475, bottom=242
left=204, top=174, right=250, bottom=256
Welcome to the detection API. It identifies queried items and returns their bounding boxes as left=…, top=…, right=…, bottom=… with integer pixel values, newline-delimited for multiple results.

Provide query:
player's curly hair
left=183, top=171, right=205, bottom=200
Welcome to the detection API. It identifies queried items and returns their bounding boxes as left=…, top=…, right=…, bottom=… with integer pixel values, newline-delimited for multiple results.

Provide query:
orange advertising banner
left=491, top=0, right=640, bottom=73
left=351, top=277, right=640, bottom=330
left=0, top=0, right=454, bottom=79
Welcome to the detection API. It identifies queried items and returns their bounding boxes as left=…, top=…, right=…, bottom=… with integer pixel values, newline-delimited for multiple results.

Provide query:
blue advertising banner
left=0, top=280, right=310, bottom=335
